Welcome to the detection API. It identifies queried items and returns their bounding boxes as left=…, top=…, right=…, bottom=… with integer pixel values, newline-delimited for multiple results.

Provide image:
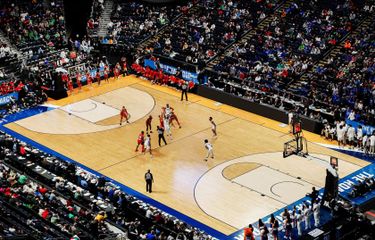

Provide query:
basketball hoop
left=283, top=139, right=298, bottom=158
left=283, top=114, right=308, bottom=158
left=283, top=136, right=308, bottom=158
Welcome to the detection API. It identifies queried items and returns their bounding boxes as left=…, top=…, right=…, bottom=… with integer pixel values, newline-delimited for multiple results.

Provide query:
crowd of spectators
left=24, top=48, right=88, bottom=75
left=104, top=0, right=186, bottom=47
left=206, top=0, right=375, bottom=129
left=0, top=0, right=67, bottom=50
left=0, top=131, right=214, bottom=240
left=0, top=162, right=100, bottom=239
left=0, top=0, right=73, bottom=110
left=213, top=0, right=369, bottom=88
left=148, top=0, right=280, bottom=67
left=299, top=18, right=375, bottom=127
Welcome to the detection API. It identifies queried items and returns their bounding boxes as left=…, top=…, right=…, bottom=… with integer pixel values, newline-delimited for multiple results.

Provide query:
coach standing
left=181, top=81, right=188, bottom=101
left=145, top=170, right=154, bottom=193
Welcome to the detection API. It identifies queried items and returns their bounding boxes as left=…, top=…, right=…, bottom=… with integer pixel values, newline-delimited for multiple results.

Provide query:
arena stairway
left=0, top=31, right=23, bottom=59
left=98, top=0, right=115, bottom=38
left=0, top=31, right=24, bottom=82
left=287, top=15, right=374, bottom=95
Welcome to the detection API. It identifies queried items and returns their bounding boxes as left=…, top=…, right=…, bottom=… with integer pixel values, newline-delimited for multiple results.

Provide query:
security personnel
left=157, top=126, right=167, bottom=146
left=145, top=170, right=154, bottom=193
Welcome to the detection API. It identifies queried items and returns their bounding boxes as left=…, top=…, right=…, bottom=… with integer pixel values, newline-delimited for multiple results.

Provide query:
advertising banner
left=144, top=59, right=199, bottom=83
left=0, top=92, right=19, bottom=106
left=346, top=119, right=375, bottom=135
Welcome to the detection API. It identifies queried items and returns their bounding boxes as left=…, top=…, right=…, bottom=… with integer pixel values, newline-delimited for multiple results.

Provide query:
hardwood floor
left=5, top=76, right=370, bottom=235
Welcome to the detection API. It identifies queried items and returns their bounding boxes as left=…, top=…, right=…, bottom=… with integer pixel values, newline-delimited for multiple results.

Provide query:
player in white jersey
left=329, top=125, right=336, bottom=140
left=363, top=135, right=369, bottom=154
left=296, top=210, right=303, bottom=237
left=370, top=133, right=375, bottom=155
left=346, top=125, right=355, bottom=148
left=303, top=203, right=312, bottom=230
left=336, top=125, right=345, bottom=147
left=204, top=139, right=214, bottom=161
left=356, top=125, right=363, bottom=148
left=163, top=115, right=172, bottom=140
left=164, top=104, right=173, bottom=118
left=342, top=122, right=348, bottom=145
left=313, top=199, right=321, bottom=227
left=144, top=134, right=152, bottom=157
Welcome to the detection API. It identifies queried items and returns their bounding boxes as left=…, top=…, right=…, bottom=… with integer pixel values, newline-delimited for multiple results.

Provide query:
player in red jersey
left=151, top=70, right=158, bottom=83
left=86, top=71, right=92, bottom=86
left=76, top=72, right=82, bottom=90
left=0, top=83, right=5, bottom=94
left=120, top=106, right=130, bottom=125
left=145, top=115, right=153, bottom=133
left=122, top=61, right=128, bottom=76
left=114, top=67, right=120, bottom=80
left=9, top=81, right=16, bottom=92
left=104, top=66, right=109, bottom=83
left=96, top=70, right=101, bottom=85
left=145, top=67, right=151, bottom=79
left=158, top=115, right=164, bottom=128
left=135, top=131, right=145, bottom=152
left=114, top=63, right=121, bottom=80
left=67, top=78, right=73, bottom=93
left=61, top=73, right=68, bottom=82
left=170, top=111, right=181, bottom=128
left=156, top=69, right=163, bottom=85
left=7, top=82, right=15, bottom=93
left=162, top=74, right=169, bottom=85
left=170, top=75, right=179, bottom=86
left=132, top=63, right=143, bottom=76
left=188, top=81, right=195, bottom=89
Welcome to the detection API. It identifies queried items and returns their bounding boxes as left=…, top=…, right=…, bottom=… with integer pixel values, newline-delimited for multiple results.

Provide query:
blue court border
left=1, top=107, right=374, bottom=240
left=0, top=108, right=228, bottom=239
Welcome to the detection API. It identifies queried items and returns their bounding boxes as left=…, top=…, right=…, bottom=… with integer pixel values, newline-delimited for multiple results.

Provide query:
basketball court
left=3, top=76, right=371, bottom=236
